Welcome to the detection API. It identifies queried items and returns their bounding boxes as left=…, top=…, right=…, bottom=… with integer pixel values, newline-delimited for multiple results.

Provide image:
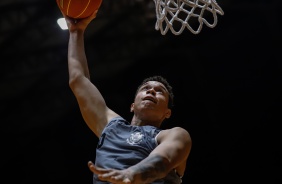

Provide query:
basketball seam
left=67, top=0, right=71, bottom=16
left=75, top=0, right=91, bottom=18
left=59, top=0, right=64, bottom=9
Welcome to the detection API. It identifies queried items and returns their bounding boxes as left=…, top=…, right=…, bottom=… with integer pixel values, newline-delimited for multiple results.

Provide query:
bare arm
left=131, top=127, right=191, bottom=181
left=88, top=127, right=192, bottom=183
left=62, top=11, right=119, bottom=137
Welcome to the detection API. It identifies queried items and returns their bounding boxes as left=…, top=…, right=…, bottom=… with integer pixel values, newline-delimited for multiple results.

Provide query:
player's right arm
left=63, top=11, right=120, bottom=137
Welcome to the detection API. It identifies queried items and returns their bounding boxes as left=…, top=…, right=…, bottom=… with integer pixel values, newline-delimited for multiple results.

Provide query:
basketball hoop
left=154, top=0, right=224, bottom=35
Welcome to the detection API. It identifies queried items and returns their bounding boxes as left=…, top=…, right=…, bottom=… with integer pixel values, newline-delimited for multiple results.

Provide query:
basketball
left=56, top=0, right=102, bottom=19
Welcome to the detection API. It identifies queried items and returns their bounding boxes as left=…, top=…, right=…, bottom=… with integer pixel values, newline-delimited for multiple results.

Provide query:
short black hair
left=136, top=76, right=174, bottom=109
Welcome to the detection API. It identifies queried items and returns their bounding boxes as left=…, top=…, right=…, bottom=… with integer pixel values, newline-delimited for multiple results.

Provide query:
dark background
left=1, top=0, right=281, bottom=184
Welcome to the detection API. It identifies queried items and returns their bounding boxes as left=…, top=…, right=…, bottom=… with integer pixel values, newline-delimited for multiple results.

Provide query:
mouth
left=143, top=96, right=157, bottom=103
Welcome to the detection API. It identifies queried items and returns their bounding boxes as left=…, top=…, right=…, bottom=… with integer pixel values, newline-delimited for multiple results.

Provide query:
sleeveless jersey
left=93, top=117, right=182, bottom=184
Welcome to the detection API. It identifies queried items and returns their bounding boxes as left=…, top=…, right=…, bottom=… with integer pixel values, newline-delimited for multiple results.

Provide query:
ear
left=165, top=109, right=171, bottom=119
left=130, top=103, right=134, bottom=112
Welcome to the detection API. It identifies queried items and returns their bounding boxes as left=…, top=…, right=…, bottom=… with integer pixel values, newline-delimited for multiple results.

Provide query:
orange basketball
left=56, top=0, right=102, bottom=19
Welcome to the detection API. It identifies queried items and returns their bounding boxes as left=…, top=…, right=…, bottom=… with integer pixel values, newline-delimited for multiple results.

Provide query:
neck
left=131, top=115, right=162, bottom=127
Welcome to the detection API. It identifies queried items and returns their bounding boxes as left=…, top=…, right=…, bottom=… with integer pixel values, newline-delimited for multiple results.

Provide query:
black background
left=1, top=0, right=281, bottom=184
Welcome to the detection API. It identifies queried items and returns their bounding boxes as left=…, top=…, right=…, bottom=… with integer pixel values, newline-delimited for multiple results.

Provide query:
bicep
left=150, top=127, right=192, bottom=172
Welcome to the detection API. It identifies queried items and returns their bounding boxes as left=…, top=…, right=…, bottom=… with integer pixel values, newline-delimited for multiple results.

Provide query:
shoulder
left=108, top=116, right=126, bottom=123
left=158, top=127, right=191, bottom=143
left=162, top=127, right=190, bottom=137
left=101, top=116, right=129, bottom=132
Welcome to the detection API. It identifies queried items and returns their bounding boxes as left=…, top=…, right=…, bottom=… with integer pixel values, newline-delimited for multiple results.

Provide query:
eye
left=154, top=87, right=165, bottom=93
left=140, top=85, right=149, bottom=91
left=156, top=89, right=163, bottom=93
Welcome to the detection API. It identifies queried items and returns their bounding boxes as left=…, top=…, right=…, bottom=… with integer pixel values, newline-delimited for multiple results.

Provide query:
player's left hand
left=88, top=161, right=133, bottom=184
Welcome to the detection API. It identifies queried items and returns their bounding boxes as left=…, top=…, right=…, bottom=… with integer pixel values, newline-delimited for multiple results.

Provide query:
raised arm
left=61, top=11, right=119, bottom=137
left=88, top=127, right=192, bottom=183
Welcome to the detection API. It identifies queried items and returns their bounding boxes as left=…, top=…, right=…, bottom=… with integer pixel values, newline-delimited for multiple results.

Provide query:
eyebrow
left=141, top=82, right=168, bottom=92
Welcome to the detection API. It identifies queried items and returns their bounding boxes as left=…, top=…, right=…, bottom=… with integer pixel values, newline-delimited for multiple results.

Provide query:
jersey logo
left=126, top=132, right=144, bottom=145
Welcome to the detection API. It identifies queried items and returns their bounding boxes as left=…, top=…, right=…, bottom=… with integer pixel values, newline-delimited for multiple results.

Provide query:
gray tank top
left=93, top=117, right=182, bottom=184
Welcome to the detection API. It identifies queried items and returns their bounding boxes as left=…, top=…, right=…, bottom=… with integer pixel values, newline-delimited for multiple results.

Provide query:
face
left=131, top=81, right=171, bottom=123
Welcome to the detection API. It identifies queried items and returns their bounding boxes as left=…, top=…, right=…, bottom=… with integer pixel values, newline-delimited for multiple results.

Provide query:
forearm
left=68, top=30, right=90, bottom=80
left=129, top=154, right=170, bottom=183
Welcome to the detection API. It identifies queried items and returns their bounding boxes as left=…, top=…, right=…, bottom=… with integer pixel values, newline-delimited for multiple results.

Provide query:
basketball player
left=60, top=10, right=192, bottom=184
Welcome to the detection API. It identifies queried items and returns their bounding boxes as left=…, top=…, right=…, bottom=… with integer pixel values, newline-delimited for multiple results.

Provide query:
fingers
left=88, top=161, right=110, bottom=174
left=60, top=9, right=99, bottom=32
left=98, top=173, right=131, bottom=184
left=87, top=161, right=132, bottom=184
left=88, top=161, right=100, bottom=173
left=90, top=10, right=98, bottom=19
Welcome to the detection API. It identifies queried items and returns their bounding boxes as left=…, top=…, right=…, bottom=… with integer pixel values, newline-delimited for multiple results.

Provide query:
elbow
left=68, top=77, right=76, bottom=90
left=68, top=73, right=83, bottom=90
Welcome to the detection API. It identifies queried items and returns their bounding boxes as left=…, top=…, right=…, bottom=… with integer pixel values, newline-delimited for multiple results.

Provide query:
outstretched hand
left=59, top=10, right=98, bottom=32
left=88, top=161, right=134, bottom=184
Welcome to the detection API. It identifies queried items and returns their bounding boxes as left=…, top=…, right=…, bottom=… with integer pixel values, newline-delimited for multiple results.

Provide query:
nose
left=146, top=88, right=156, bottom=95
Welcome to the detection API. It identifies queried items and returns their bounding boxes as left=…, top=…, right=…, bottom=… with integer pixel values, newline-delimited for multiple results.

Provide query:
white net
left=154, top=0, right=224, bottom=35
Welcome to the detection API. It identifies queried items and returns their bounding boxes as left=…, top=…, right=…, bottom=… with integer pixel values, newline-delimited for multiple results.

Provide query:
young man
left=60, top=10, right=192, bottom=184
